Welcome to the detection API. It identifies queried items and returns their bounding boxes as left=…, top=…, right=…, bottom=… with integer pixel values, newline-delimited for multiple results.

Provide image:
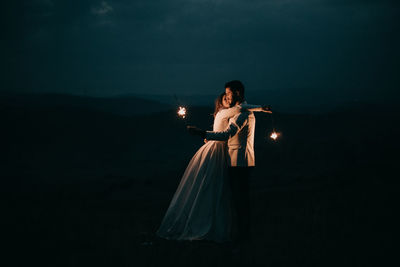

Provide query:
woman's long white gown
left=156, top=104, right=262, bottom=242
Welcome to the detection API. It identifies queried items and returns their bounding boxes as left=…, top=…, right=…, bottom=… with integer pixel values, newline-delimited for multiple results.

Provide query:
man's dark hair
left=225, top=80, right=245, bottom=103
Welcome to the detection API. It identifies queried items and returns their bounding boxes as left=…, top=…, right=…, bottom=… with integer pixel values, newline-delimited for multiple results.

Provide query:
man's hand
left=187, top=126, right=206, bottom=139
left=262, top=105, right=272, bottom=113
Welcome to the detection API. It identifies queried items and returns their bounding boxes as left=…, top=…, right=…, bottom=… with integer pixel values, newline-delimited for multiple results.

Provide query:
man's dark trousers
left=228, top=166, right=253, bottom=243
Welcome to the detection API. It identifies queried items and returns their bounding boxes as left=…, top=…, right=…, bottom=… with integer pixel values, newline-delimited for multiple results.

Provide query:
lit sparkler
left=268, top=107, right=280, bottom=141
left=177, top=106, right=187, bottom=119
left=174, top=94, right=189, bottom=126
left=270, top=131, right=279, bottom=140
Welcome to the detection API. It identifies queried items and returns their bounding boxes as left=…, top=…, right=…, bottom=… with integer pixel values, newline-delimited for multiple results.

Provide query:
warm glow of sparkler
left=270, top=131, right=279, bottom=140
left=177, top=106, right=186, bottom=118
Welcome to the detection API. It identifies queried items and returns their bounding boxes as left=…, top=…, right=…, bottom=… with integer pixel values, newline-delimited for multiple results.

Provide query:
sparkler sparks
left=270, top=131, right=279, bottom=140
left=177, top=106, right=187, bottom=119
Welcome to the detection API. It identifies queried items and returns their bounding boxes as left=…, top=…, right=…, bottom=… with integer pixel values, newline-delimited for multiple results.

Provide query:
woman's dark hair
left=213, top=92, right=225, bottom=118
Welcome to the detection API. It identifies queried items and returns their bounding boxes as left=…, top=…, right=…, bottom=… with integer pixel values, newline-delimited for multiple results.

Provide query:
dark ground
left=1, top=94, right=399, bottom=266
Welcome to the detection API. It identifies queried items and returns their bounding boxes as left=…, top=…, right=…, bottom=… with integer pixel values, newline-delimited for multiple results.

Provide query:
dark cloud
left=1, top=0, right=399, bottom=100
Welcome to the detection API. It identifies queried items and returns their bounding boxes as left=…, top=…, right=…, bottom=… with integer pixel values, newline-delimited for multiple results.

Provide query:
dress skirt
left=156, top=141, right=232, bottom=243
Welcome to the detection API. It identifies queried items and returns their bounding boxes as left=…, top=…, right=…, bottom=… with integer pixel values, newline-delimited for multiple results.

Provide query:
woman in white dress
left=156, top=93, right=266, bottom=243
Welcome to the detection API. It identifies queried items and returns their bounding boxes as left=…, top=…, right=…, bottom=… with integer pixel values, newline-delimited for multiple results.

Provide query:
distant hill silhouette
left=133, top=89, right=399, bottom=114
left=0, top=92, right=173, bottom=116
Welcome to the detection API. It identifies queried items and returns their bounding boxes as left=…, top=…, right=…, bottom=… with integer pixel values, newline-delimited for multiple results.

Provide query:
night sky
left=2, top=0, right=399, bottom=101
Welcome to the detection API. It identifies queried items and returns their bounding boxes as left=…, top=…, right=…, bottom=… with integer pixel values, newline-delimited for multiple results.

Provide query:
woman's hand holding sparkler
left=187, top=126, right=206, bottom=139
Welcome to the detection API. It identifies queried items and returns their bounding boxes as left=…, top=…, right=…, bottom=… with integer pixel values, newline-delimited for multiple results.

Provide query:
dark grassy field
left=1, top=94, right=398, bottom=266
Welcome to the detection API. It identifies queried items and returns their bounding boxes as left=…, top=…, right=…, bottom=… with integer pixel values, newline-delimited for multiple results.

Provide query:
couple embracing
left=156, top=80, right=272, bottom=244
